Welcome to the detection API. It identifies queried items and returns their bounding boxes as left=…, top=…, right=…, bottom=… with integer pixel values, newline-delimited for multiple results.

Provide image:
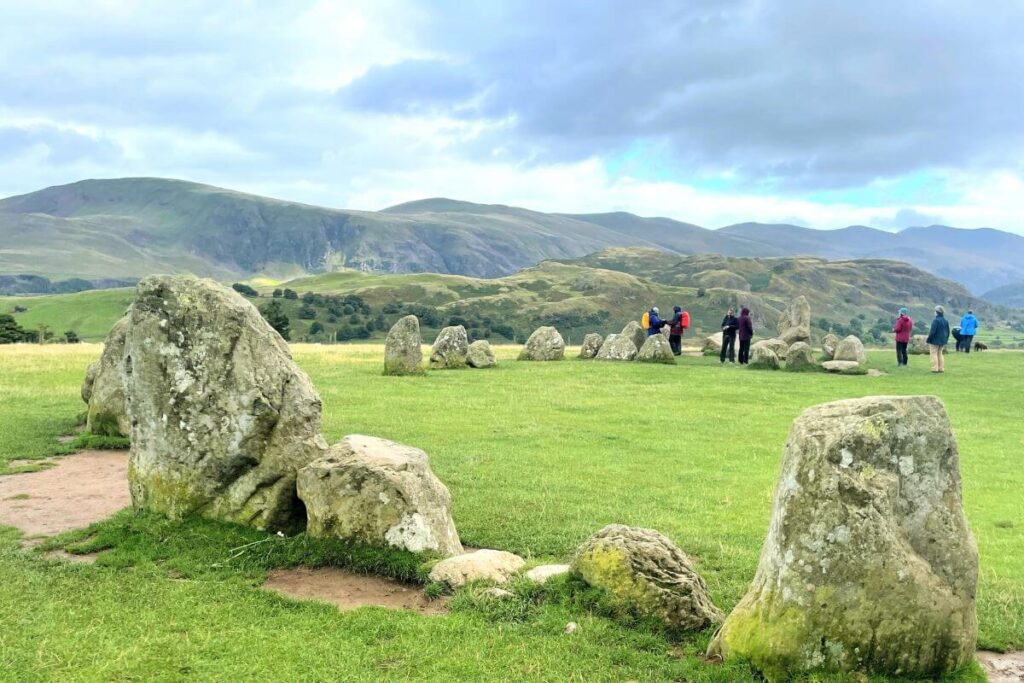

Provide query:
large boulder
left=518, top=326, right=565, bottom=361
left=82, top=314, right=130, bottom=436
left=383, top=315, right=423, bottom=376
left=466, top=340, right=496, bottom=368
left=124, top=276, right=327, bottom=532
left=748, top=344, right=780, bottom=370
left=702, top=332, right=724, bottom=355
left=621, top=320, right=647, bottom=352
left=752, top=337, right=789, bottom=360
left=833, top=335, right=867, bottom=364
left=573, top=525, right=722, bottom=631
left=785, top=341, right=816, bottom=370
left=429, top=549, right=525, bottom=588
left=909, top=335, right=930, bottom=355
left=297, top=435, right=462, bottom=556
left=708, top=396, right=978, bottom=680
left=579, top=333, right=604, bottom=359
left=430, top=326, right=469, bottom=369
left=776, top=295, right=811, bottom=345
left=636, top=334, right=676, bottom=364
left=821, top=332, right=840, bottom=360
left=596, top=333, right=638, bottom=361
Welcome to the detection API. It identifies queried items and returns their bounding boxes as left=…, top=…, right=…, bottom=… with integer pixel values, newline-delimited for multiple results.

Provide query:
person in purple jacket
left=737, top=307, right=755, bottom=364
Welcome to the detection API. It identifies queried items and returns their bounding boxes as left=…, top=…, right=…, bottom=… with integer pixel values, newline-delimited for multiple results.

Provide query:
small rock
left=564, top=621, right=579, bottom=634
left=866, top=368, right=885, bottom=377
left=748, top=344, right=780, bottom=369
left=833, top=335, right=867, bottom=364
left=821, top=332, right=840, bottom=360
left=466, top=339, right=496, bottom=368
left=785, top=341, right=817, bottom=370
left=822, top=360, right=861, bottom=373
left=579, top=333, right=604, bottom=359
left=525, top=564, right=571, bottom=584
left=702, top=332, right=724, bottom=355
left=480, top=587, right=514, bottom=600
left=429, top=549, right=526, bottom=589
left=751, top=337, right=789, bottom=360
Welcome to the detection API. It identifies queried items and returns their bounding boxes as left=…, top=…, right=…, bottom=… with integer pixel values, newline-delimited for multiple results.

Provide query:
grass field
left=1, top=343, right=1021, bottom=681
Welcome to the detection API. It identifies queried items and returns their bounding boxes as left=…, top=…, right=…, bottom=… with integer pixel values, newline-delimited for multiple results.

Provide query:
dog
left=974, top=341, right=988, bottom=352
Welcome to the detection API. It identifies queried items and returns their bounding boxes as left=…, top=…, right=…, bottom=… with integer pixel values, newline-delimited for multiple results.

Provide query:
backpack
left=680, top=311, right=690, bottom=329
left=641, top=311, right=650, bottom=329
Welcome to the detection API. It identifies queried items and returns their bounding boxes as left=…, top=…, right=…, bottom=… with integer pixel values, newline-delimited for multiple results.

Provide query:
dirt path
left=263, top=567, right=446, bottom=615
left=978, top=650, right=1024, bottom=682
left=0, top=450, right=130, bottom=538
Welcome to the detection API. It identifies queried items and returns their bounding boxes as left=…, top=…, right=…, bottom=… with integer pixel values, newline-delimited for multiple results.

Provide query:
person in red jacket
left=893, top=307, right=913, bottom=367
left=737, top=307, right=754, bottom=364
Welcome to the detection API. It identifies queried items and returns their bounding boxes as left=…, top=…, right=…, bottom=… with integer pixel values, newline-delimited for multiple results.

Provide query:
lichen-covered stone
left=383, top=315, right=423, bottom=376
left=596, top=333, right=638, bottom=361
left=430, top=325, right=469, bottom=369
left=702, top=332, right=724, bottom=355
left=708, top=396, right=978, bottom=680
left=636, top=334, right=676, bottom=364
left=518, top=326, right=565, bottom=361
left=910, top=335, right=930, bottom=355
left=579, top=333, right=604, bottom=359
left=785, top=341, right=816, bottom=370
left=124, top=275, right=327, bottom=532
left=297, top=435, right=462, bottom=556
left=821, top=333, right=840, bottom=360
left=748, top=345, right=780, bottom=370
left=752, top=337, right=789, bottom=360
left=572, top=524, right=721, bottom=631
left=833, top=335, right=867, bottom=364
left=776, top=295, right=811, bottom=345
left=429, top=549, right=525, bottom=588
left=82, top=314, right=130, bottom=436
left=621, top=321, right=646, bottom=352
left=466, top=339, right=496, bottom=368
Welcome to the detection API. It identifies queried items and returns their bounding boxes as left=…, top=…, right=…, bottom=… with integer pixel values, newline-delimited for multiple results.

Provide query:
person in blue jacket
left=926, top=305, right=951, bottom=373
left=959, top=309, right=979, bottom=353
left=647, top=307, right=668, bottom=336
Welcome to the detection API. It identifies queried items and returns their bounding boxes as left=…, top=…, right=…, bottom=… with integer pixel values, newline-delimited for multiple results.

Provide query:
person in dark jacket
left=668, top=305, right=684, bottom=355
left=720, top=307, right=739, bottom=363
left=737, top=307, right=754, bottom=364
left=892, top=307, right=913, bottom=367
left=647, top=307, right=668, bottom=336
left=951, top=326, right=963, bottom=352
left=926, top=305, right=950, bottom=373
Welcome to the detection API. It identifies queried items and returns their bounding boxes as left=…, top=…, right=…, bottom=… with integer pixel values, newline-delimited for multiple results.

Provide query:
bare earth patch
left=978, top=650, right=1024, bottom=682
left=0, top=450, right=130, bottom=537
left=263, top=567, right=447, bottom=615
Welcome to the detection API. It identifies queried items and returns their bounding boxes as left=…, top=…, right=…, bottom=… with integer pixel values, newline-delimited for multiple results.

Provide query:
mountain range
left=2, top=177, right=1023, bottom=296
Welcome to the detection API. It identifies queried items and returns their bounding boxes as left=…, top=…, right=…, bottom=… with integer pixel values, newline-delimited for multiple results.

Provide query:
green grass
left=0, top=343, right=1019, bottom=681
left=0, top=289, right=134, bottom=341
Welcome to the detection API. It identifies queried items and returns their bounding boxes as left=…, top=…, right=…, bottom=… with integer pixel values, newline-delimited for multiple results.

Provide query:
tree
left=64, top=330, right=81, bottom=344
left=297, top=305, right=317, bottom=320
left=272, top=288, right=283, bottom=298
left=259, top=301, right=291, bottom=340
left=309, top=321, right=324, bottom=335
left=0, top=314, right=29, bottom=344
left=283, top=288, right=298, bottom=300
left=231, top=283, right=259, bottom=297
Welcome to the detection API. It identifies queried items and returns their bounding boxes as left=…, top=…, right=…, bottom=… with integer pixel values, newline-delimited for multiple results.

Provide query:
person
left=959, top=309, right=978, bottom=353
left=926, top=305, right=950, bottom=373
left=720, top=307, right=739, bottom=363
left=668, top=305, right=685, bottom=355
left=892, top=307, right=913, bottom=367
left=951, top=326, right=963, bottom=352
left=737, top=307, right=754, bottom=364
left=646, top=307, right=668, bottom=336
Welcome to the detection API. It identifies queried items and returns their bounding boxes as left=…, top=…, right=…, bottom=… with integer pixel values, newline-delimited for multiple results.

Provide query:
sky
left=1, top=0, right=1023, bottom=232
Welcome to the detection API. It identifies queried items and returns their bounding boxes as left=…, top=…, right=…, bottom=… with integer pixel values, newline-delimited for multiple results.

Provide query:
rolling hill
left=982, top=281, right=1024, bottom=309
left=3, top=177, right=1024, bottom=295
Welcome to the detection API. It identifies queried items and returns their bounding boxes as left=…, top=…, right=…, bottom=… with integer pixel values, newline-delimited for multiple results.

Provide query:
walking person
left=668, top=305, right=686, bottom=356
left=737, top=307, right=755, bottom=364
left=893, top=307, right=913, bottom=367
left=926, top=305, right=950, bottom=373
left=720, top=307, right=739, bottom=363
left=959, top=309, right=978, bottom=353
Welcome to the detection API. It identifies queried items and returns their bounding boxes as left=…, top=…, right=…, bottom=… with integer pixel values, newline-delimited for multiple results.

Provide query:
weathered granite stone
left=621, top=321, right=646, bottom=352
left=776, top=295, right=811, bottom=345
left=822, top=333, right=840, bottom=360
left=579, top=333, right=604, bottom=359
left=822, top=360, right=862, bottom=373
left=430, top=326, right=469, bottom=369
left=834, top=335, right=867, bottom=364
left=518, top=326, right=565, bottom=361
left=82, top=314, right=130, bottom=436
left=785, top=341, right=817, bottom=370
left=466, top=339, right=496, bottom=368
left=429, top=549, right=526, bottom=588
left=748, top=344, right=781, bottom=369
left=383, top=315, right=423, bottom=375
left=596, top=333, right=638, bottom=361
left=636, top=334, right=676, bottom=364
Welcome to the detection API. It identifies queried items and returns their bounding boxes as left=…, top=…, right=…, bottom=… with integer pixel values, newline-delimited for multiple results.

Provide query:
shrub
left=258, top=301, right=291, bottom=340
left=231, top=283, right=259, bottom=297
left=283, top=289, right=298, bottom=300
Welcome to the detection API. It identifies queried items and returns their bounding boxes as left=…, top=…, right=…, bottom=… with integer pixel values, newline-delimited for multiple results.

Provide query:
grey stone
left=518, top=326, right=565, bottom=361
left=636, top=334, right=676, bottom=364
left=383, top=315, right=423, bottom=376
left=297, top=435, right=462, bottom=556
left=709, top=396, right=978, bottom=680
left=429, top=549, right=526, bottom=588
left=621, top=321, right=646, bottom=351
left=822, top=360, right=861, bottom=372
left=752, top=337, right=789, bottom=360
left=785, top=341, right=817, bottom=370
left=910, top=335, right=930, bottom=355
left=748, top=344, right=780, bottom=369
left=702, top=332, right=724, bottom=355
left=430, top=326, right=469, bottom=369
left=776, top=295, right=812, bottom=345
left=579, top=333, right=604, bottom=359
left=822, top=333, right=840, bottom=360
left=82, top=314, right=130, bottom=436
left=466, top=339, right=496, bottom=368
left=834, top=335, right=867, bottom=364
left=596, top=333, right=638, bottom=361
left=525, top=564, right=571, bottom=584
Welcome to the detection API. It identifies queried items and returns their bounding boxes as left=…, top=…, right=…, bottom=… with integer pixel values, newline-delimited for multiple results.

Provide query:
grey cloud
left=339, top=60, right=480, bottom=114
left=0, top=126, right=121, bottom=164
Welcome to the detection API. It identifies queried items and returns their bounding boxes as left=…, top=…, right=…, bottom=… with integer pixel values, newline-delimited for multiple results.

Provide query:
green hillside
left=983, top=280, right=1024, bottom=308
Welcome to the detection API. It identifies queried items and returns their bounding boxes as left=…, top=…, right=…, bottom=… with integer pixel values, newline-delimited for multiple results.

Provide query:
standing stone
left=297, top=435, right=462, bottom=556
left=833, top=335, right=867, bottom=364
left=821, top=332, right=840, bottom=360
left=596, top=333, right=638, bottom=361
left=518, top=326, right=565, bottom=361
left=748, top=344, right=780, bottom=369
left=82, top=314, right=130, bottom=437
left=124, top=276, right=327, bottom=532
left=466, top=339, right=496, bottom=368
left=909, top=335, right=930, bottom=355
left=702, top=332, right=724, bottom=355
left=708, top=396, right=978, bottom=680
left=752, top=337, right=789, bottom=360
left=579, top=333, right=604, bottom=359
left=636, top=334, right=676, bottom=364
left=430, top=325, right=469, bottom=369
left=383, top=315, right=423, bottom=376
left=621, top=321, right=647, bottom=351
left=785, top=341, right=816, bottom=370
left=573, top=525, right=722, bottom=631
left=776, top=295, right=811, bottom=344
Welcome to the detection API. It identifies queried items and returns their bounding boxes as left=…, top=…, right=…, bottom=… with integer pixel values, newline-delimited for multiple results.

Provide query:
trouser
left=896, top=341, right=908, bottom=366
left=669, top=334, right=682, bottom=355
left=961, top=334, right=973, bottom=353
left=737, top=338, right=751, bottom=364
left=929, top=344, right=945, bottom=372
left=720, top=333, right=737, bottom=362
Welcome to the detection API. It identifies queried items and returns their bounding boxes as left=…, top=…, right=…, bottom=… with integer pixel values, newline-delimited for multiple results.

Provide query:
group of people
left=645, top=305, right=754, bottom=364
left=908, top=306, right=981, bottom=373
left=644, top=306, right=690, bottom=355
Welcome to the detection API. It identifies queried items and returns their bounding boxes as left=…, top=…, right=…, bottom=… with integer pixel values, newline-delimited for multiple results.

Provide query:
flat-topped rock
left=429, top=549, right=526, bottom=588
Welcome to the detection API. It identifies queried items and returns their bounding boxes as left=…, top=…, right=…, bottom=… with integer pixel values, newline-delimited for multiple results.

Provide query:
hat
left=899, top=307, right=908, bottom=315
left=935, top=305, right=944, bottom=314
left=652, top=306, right=659, bottom=314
